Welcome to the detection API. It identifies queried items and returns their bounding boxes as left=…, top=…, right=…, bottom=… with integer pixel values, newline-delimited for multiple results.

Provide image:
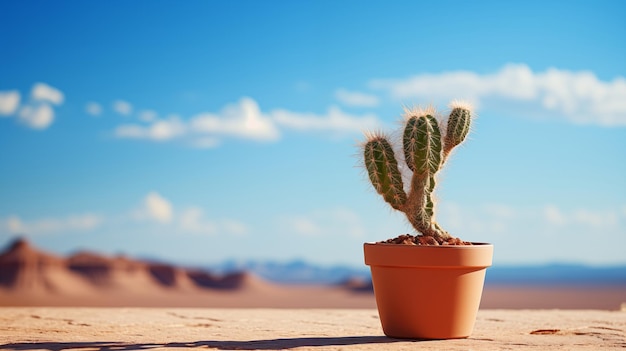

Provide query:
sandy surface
left=0, top=285, right=376, bottom=308
left=480, top=285, right=626, bottom=310
left=3, top=284, right=625, bottom=310
left=0, top=308, right=624, bottom=350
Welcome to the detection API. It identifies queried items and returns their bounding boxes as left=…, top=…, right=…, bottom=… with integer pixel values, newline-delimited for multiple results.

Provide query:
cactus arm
left=403, top=115, right=443, bottom=176
left=402, top=114, right=450, bottom=240
left=443, top=104, right=472, bottom=162
left=363, top=136, right=407, bottom=211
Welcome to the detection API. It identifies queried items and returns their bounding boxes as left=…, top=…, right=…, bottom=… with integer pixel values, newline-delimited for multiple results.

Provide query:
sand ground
left=2, top=284, right=625, bottom=310
left=0, top=308, right=624, bottom=350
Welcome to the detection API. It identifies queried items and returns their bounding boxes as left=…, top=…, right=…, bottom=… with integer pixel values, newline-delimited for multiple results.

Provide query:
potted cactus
left=362, top=101, right=493, bottom=339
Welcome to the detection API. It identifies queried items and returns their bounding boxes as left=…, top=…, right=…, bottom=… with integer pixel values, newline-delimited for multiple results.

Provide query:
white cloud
left=543, top=205, right=567, bottom=226
left=85, top=102, right=102, bottom=116
left=572, top=209, right=618, bottom=227
left=113, top=100, right=133, bottom=116
left=115, top=125, right=145, bottom=139
left=220, top=219, right=248, bottom=236
left=439, top=202, right=626, bottom=239
left=138, top=110, right=157, bottom=122
left=115, top=116, right=186, bottom=141
left=438, top=203, right=510, bottom=235
left=114, top=97, right=382, bottom=147
left=282, top=216, right=321, bottom=236
left=0, top=83, right=64, bottom=129
left=140, top=116, right=185, bottom=140
left=330, top=208, right=366, bottom=237
left=483, top=204, right=516, bottom=219
left=0, top=90, right=20, bottom=115
left=31, top=83, right=64, bottom=105
left=542, top=205, right=618, bottom=228
left=436, top=203, right=626, bottom=264
left=116, top=98, right=280, bottom=145
left=18, top=104, right=54, bottom=130
left=190, top=97, right=280, bottom=141
left=1, top=213, right=103, bottom=235
left=370, top=63, right=626, bottom=126
left=139, top=192, right=173, bottom=224
left=334, top=88, right=380, bottom=107
left=178, top=207, right=248, bottom=236
left=5, top=215, right=24, bottom=233
left=0, top=194, right=250, bottom=238
left=272, top=106, right=381, bottom=134
left=179, top=207, right=217, bottom=235
left=279, top=208, right=366, bottom=238
left=133, top=192, right=247, bottom=235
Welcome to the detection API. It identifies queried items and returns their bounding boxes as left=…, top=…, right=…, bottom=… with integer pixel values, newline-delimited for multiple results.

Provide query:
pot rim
left=364, top=242, right=493, bottom=247
left=364, top=242, right=493, bottom=268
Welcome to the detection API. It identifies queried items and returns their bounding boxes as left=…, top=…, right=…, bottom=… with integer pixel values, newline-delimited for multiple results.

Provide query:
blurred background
left=1, top=0, right=625, bottom=309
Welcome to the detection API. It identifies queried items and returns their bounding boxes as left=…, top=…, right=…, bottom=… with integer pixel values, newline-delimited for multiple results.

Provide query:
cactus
left=363, top=101, right=472, bottom=244
left=444, top=101, right=472, bottom=162
left=363, top=134, right=407, bottom=210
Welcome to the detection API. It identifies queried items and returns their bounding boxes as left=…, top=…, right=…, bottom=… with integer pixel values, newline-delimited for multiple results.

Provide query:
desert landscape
left=0, top=238, right=374, bottom=308
left=1, top=238, right=625, bottom=310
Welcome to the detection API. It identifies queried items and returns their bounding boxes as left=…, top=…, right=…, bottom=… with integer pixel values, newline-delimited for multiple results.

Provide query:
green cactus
left=443, top=102, right=472, bottom=162
left=363, top=102, right=473, bottom=244
left=363, top=134, right=407, bottom=211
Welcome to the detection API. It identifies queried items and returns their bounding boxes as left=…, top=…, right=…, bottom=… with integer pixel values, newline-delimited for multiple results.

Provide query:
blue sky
left=1, top=0, right=625, bottom=267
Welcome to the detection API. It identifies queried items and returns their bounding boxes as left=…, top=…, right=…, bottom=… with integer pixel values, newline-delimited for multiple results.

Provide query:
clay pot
left=364, top=242, right=493, bottom=339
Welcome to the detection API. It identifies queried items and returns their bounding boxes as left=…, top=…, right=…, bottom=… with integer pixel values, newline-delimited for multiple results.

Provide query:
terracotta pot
left=364, top=242, right=493, bottom=339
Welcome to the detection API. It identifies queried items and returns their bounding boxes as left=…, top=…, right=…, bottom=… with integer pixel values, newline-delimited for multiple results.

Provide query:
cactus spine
left=363, top=102, right=472, bottom=243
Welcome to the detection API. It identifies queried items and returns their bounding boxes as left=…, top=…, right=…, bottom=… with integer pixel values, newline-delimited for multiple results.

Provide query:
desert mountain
left=0, top=238, right=376, bottom=308
left=0, top=238, right=70, bottom=292
left=0, top=238, right=287, bottom=306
